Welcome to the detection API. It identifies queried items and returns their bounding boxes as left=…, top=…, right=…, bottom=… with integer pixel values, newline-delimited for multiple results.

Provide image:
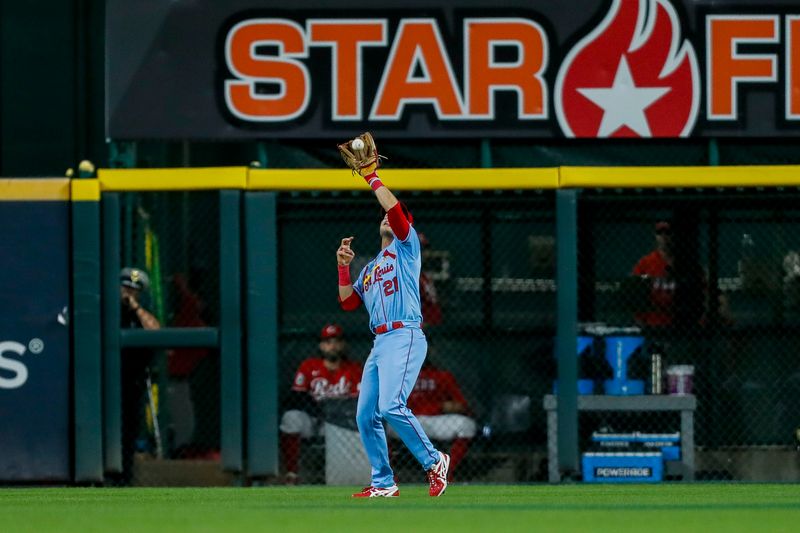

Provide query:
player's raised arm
left=366, top=172, right=411, bottom=241
left=368, top=177, right=398, bottom=214
left=338, top=132, right=411, bottom=241
left=336, top=237, right=362, bottom=311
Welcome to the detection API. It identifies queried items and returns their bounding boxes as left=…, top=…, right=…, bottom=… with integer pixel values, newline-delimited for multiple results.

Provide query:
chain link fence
left=276, top=186, right=800, bottom=485
left=116, top=191, right=223, bottom=486
left=579, top=188, right=800, bottom=482
left=107, top=164, right=800, bottom=486
left=277, top=190, right=556, bottom=484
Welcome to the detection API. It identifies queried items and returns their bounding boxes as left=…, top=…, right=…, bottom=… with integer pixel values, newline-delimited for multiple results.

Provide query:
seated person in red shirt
left=401, top=358, right=477, bottom=480
left=279, top=323, right=362, bottom=484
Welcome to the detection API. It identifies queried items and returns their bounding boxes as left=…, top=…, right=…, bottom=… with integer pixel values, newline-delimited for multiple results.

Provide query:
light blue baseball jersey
left=352, top=225, right=422, bottom=331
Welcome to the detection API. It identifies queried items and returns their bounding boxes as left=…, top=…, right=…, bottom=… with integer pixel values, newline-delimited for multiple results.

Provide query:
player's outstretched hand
left=337, top=237, right=355, bottom=266
left=337, top=133, right=382, bottom=178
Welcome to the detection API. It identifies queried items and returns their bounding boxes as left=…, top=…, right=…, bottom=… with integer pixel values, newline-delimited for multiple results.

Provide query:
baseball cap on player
left=120, top=267, right=150, bottom=291
left=320, top=323, right=344, bottom=340
left=381, top=201, right=414, bottom=224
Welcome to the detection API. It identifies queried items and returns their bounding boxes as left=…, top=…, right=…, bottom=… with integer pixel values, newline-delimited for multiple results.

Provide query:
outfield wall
left=4, top=166, right=800, bottom=483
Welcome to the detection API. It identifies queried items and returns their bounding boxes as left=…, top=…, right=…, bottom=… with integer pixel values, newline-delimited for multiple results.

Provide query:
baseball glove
left=337, top=132, right=385, bottom=177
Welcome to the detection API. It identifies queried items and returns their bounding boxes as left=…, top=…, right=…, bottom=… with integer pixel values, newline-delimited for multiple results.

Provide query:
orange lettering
left=707, top=16, right=778, bottom=120
left=225, top=19, right=309, bottom=121
left=371, top=20, right=463, bottom=120
left=308, top=20, right=386, bottom=120
left=786, top=17, right=800, bottom=119
left=465, top=19, right=547, bottom=118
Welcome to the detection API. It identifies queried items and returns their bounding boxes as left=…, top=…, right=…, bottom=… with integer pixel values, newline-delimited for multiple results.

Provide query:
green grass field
left=2, top=484, right=799, bottom=532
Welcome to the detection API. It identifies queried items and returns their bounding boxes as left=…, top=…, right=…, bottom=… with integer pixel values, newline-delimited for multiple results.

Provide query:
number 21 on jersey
left=383, top=277, right=399, bottom=296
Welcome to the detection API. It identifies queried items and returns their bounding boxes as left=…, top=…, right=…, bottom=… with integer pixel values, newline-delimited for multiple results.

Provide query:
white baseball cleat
left=352, top=485, right=400, bottom=498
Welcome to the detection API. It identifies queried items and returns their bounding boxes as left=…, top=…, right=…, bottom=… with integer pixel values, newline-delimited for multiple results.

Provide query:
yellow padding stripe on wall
left=560, top=165, right=800, bottom=188
left=71, top=179, right=100, bottom=201
left=248, top=168, right=559, bottom=190
left=0, top=179, right=70, bottom=201
left=98, top=167, right=248, bottom=191
left=91, top=164, right=800, bottom=192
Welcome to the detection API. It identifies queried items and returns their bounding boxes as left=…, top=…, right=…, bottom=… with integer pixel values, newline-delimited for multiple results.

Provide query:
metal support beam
left=72, top=181, right=103, bottom=482
left=219, top=190, right=243, bottom=472
left=708, top=138, right=720, bottom=166
left=101, top=192, right=122, bottom=473
left=480, top=138, right=492, bottom=168
left=556, top=189, right=579, bottom=479
left=244, top=192, right=279, bottom=477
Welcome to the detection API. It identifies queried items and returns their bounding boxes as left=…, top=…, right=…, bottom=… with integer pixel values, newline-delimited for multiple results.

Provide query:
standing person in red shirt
left=632, top=221, right=712, bottom=328
left=404, top=359, right=477, bottom=480
left=279, top=324, right=362, bottom=484
left=632, top=221, right=678, bottom=326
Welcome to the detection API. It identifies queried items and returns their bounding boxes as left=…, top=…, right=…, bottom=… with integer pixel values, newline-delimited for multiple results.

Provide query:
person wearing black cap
left=279, top=323, right=362, bottom=484
left=119, top=267, right=160, bottom=484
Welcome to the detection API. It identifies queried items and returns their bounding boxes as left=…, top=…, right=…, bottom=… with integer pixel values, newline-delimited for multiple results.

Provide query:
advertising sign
left=107, top=0, right=800, bottom=139
left=0, top=191, right=70, bottom=481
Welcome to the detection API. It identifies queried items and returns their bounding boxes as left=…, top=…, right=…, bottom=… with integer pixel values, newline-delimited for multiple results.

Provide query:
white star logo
left=577, top=56, right=670, bottom=137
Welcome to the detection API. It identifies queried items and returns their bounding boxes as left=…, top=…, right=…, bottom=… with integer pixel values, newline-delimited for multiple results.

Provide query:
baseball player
left=336, top=134, right=450, bottom=498
left=279, top=323, right=362, bottom=484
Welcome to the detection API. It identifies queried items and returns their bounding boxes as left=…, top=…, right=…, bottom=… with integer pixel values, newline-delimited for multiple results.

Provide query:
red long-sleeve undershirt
left=339, top=290, right=361, bottom=311
left=386, top=202, right=410, bottom=241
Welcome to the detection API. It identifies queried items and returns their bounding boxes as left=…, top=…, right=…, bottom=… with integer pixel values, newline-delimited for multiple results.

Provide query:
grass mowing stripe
left=2, top=484, right=800, bottom=533
left=236, top=502, right=800, bottom=511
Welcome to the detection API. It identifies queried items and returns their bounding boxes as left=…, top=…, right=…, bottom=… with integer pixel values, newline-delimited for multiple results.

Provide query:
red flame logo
left=555, top=0, right=699, bottom=137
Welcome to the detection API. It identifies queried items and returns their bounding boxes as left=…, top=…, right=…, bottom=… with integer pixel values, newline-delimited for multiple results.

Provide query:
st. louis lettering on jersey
left=352, top=225, right=422, bottom=331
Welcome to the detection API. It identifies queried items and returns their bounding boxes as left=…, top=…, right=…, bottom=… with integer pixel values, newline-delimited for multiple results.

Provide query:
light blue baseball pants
left=356, top=327, right=440, bottom=488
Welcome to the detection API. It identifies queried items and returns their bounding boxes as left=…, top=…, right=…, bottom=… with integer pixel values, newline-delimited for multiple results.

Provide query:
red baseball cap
left=320, top=323, right=344, bottom=339
left=655, top=221, right=671, bottom=232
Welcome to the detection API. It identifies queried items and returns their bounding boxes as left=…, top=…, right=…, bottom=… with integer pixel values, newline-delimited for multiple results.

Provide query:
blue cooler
left=582, top=452, right=663, bottom=483
left=603, top=336, right=645, bottom=395
left=553, top=336, right=596, bottom=395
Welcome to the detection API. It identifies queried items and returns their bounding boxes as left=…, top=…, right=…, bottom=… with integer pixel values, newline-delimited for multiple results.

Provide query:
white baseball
left=351, top=138, right=365, bottom=150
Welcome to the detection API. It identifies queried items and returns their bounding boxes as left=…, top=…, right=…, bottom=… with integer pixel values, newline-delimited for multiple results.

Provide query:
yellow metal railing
left=5, top=165, right=799, bottom=199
